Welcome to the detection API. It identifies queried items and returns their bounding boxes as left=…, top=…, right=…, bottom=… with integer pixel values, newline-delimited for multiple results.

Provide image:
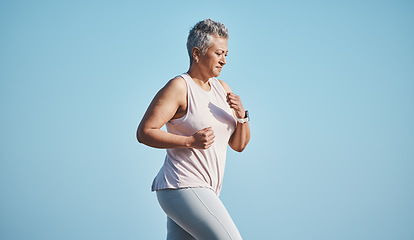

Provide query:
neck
left=187, top=65, right=211, bottom=90
left=187, top=65, right=210, bottom=82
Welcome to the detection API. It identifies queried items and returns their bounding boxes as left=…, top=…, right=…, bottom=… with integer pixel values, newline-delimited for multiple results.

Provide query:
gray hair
left=186, top=19, right=228, bottom=63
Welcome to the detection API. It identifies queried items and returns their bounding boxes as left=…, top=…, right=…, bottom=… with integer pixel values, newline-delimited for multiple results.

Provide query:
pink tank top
left=151, top=73, right=236, bottom=195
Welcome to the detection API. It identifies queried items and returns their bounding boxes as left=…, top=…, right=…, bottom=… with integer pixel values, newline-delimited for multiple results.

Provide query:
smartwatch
left=237, top=110, right=249, bottom=124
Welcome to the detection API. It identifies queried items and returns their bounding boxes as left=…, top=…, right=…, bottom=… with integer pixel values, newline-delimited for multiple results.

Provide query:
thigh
left=157, top=188, right=242, bottom=240
left=166, top=217, right=196, bottom=240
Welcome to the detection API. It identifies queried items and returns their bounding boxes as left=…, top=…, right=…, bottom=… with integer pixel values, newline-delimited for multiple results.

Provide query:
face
left=197, top=36, right=228, bottom=78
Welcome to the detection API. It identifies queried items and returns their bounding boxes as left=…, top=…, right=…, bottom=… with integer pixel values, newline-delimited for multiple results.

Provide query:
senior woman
left=137, top=19, right=250, bottom=240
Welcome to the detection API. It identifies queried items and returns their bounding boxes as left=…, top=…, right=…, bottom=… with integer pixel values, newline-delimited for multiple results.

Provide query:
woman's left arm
left=219, top=80, right=251, bottom=152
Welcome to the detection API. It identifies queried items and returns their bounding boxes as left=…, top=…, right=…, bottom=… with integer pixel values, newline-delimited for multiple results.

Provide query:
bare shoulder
left=159, top=76, right=187, bottom=100
left=165, top=76, right=187, bottom=93
left=218, top=79, right=232, bottom=94
left=156, top=76, right=187, bottom=109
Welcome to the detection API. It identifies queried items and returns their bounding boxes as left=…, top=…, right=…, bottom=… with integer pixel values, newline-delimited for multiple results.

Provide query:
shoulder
left=153, top=76, right=187, bottom=106
left=164, top=76, right=187, bottom=92
left=158, top=76, right=187, bottom=99
left=217, top=79, right=232, bottom=94
left=162, top=76, right=187, bottom=107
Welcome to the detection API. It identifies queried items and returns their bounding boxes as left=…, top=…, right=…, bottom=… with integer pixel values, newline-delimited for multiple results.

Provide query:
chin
left=212, top=70, right=222, bottom=78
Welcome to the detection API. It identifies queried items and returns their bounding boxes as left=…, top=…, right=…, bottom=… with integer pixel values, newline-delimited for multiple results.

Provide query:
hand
left=187, top=127, right=215, bottom=149
left=226, top=92, right=245, bottom=119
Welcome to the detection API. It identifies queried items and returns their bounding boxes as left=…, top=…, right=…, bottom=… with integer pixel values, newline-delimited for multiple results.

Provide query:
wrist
left=237, top=110, right=249, bottom=124
left=235, top=109, right=246, bottom=119
left=184, top=136, right=194, bottom=148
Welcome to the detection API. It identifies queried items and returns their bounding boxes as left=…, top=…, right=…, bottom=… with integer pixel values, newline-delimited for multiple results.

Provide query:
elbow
left=231, top=143, right=247, bottom=153
left=136, top=131, right=142, bottom=143
left=236, top=145, right=246, bottom=153
left=136, top=126, right=146, bottom=144
left=229, top=133, right=250, bottom=153
left=137, top=124, right=160, bottom=147
left=137, top=133, right=143, bottom=144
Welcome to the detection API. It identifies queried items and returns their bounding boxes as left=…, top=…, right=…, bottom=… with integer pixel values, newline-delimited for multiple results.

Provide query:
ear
left=192, top=47, right=200, bottom=62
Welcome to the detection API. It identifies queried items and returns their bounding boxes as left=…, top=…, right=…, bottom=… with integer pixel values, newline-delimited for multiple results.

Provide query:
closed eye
left=216, top=53, right=228, bottom=58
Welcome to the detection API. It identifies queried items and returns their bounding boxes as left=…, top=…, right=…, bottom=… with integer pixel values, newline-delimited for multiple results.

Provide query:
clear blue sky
left=1, top=0, right=413, bottom=239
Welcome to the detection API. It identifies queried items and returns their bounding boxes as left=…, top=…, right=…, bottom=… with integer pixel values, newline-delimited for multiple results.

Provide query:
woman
left=137, top=19, right=250, bottom=240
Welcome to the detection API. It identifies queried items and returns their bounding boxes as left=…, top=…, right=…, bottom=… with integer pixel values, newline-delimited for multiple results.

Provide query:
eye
left=216, top=52, right=228, bottom=57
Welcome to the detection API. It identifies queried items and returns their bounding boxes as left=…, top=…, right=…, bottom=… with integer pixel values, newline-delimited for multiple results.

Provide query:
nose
left=220, top=55, right=226, bottom=66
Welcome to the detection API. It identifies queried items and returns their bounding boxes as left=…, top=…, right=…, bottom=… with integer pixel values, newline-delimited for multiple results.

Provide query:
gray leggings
left=156, top=187, right=242, bottom=240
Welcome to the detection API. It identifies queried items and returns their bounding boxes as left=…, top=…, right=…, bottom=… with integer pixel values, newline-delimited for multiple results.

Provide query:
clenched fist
left=226, top=92, right=245, bottom=119
left=187, top=127, right=215, bottom=149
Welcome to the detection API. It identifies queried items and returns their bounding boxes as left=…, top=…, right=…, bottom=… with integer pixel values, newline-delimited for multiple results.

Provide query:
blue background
left=1, top=0, right=413, bottom=239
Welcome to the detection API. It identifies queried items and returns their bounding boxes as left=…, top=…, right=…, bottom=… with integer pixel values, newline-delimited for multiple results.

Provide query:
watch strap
left=237, top=110, right=249, bottom=123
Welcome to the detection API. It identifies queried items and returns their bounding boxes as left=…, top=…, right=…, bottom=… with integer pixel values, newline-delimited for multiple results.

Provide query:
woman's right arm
left=137, top=77, right=215, bottom=149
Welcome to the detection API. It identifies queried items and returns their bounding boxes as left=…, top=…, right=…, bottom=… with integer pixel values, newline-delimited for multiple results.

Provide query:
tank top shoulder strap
left=167, top=73, right=193, bottom=125
left=210, top=77, right=228, bottom=96
left=178, top=73, right=195, bottom=88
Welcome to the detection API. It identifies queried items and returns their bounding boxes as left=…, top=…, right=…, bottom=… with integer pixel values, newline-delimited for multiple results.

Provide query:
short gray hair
left=186, top=19, right=228, bottom=63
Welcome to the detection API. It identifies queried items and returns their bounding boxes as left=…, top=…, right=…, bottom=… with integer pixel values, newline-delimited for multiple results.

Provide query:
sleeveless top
left=151, top=73, right=237, bottom=196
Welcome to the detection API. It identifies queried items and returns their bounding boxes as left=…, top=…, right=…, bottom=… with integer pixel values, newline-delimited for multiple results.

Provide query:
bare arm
left=137, top=77, right=215, bottom=149
left=219, top=80, right=251, bottom=152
